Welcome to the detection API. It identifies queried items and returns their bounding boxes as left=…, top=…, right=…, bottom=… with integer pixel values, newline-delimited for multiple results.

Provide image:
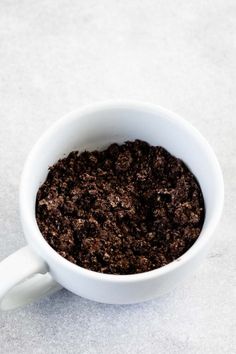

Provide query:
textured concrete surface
left=0, top=1, right=235, bottom=353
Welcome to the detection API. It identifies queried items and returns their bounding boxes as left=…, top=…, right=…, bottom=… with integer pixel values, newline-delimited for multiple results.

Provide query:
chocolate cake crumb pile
left=36, top=140, right=205, bottom=275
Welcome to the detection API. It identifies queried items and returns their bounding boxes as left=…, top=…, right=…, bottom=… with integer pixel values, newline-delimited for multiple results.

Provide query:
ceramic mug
left=0, top=101, right=224, bottom=310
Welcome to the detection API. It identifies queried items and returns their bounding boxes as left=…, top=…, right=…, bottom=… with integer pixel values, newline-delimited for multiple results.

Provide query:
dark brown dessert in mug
left=36, top=140, right=205, bottom=275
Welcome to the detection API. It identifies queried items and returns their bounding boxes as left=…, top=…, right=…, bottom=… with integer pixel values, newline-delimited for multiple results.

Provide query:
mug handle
left=0, top=246, right=62, bottom=310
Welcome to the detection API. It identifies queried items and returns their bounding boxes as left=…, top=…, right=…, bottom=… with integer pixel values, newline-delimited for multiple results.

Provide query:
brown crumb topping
left=36, top=140, right=205, bottom=275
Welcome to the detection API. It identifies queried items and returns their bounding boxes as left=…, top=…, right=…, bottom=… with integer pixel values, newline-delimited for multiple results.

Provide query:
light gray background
left=0, top=1, right=235, bottom=353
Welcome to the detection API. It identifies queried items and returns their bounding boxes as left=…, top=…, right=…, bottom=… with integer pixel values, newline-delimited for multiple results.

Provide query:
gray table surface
left=0, top=1, right=235, bottom=353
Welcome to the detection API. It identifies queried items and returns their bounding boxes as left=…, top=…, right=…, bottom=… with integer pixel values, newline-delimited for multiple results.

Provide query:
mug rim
left=20, top=100, right=224, bottom=283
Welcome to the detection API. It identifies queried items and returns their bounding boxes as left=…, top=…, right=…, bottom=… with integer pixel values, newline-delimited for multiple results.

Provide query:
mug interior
left=20, top=102, right=224, bottom=276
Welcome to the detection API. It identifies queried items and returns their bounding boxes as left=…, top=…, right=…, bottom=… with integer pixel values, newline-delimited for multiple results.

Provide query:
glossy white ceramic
left=0, top=101, right=224, bottom=310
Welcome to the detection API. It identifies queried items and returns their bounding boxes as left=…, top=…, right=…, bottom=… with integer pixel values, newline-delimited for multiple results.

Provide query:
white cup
left=0, top=101, right=224, bottom=310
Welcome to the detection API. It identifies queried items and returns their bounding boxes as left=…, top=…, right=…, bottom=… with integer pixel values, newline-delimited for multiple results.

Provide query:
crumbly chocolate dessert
left=36, top=140, right=204, bottom=275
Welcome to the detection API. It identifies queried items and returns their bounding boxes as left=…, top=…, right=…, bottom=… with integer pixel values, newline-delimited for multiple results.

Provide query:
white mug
left=0, top=101, right=224, bottom=310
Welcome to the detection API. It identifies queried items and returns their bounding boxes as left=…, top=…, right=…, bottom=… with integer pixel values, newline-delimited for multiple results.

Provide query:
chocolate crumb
left=36, top=140, right=205, bottom=275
